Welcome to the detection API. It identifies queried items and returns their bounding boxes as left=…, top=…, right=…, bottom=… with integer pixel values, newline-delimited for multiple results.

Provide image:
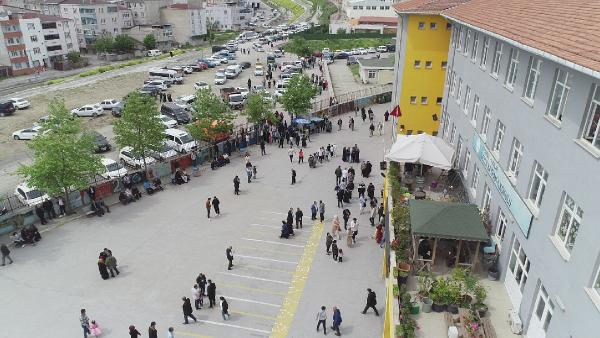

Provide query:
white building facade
left=343, top=0, right=394, bottom=19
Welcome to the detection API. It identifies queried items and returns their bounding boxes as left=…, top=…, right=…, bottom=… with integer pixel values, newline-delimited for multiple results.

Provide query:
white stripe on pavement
left=220, top=295, right=281, bottom=308
left=241, top=237, right=305, bottom=248
left=250, top=223, right=304, bottom=232
left=236, top=254, right=298, bottom=264
left=261, top=211, right=287, bottom=215
left=218, top=272, right=290, bottom=285
left=196, top=320, right=271, bottom=334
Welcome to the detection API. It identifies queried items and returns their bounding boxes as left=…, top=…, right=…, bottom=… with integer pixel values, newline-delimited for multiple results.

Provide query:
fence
left=311, top=84, right=392, bottom=117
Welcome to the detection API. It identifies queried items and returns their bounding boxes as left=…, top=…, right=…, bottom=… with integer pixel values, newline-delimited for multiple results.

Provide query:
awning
left=409, top=200, right=489, bottom=242
left=386, top=133, right=454, bottom=170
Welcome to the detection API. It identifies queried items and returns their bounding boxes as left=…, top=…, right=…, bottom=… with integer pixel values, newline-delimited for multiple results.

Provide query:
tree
left=244, top=92, right=275, bottom=124
left=67, top=51, right=81, bottom=64
left=281, top=74, right=317, bottom=117
left=143, top=34, right=157, bottom=50
left=206, top=20, right=220, bottom=46
left=113, top=34, right=134, bottom=53
left=94, top=34, right=114, bottom=54
left=113, top=91, right=165, bottom=171
left=17, top=98, right=102, bottom=212
left=188, top=89, right=235, bottom=142
left=287, top=37, right=311, bottom=56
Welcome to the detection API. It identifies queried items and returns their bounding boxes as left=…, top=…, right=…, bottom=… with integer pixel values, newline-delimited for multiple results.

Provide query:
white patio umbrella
left=385, top=133, right=455, bottom=170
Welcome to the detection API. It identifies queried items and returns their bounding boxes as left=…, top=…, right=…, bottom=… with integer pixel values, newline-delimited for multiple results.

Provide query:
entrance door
left=504, top=237, right=530, bottom=309
left=526, top=285, right=554, bottom=338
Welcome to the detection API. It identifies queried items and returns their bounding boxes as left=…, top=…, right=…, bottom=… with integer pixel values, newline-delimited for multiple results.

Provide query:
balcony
left=3, top=31, right=23, bottom=39
left=9, top=55, right=29, bottom=63
left=45, top=38, right=62, bottom=46
left=6, top=44, right=26, bottom=52
left=42, top=28, right=59, bottom=35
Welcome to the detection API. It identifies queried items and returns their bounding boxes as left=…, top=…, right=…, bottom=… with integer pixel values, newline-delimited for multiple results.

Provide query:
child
left=337, top=249, right=343, bottom=262
left=89, top=320, right=102, bottom=337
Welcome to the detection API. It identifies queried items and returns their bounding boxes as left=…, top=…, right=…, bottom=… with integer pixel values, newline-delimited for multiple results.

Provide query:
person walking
left=319, top=200, right=325, bottom=222
left=311, top=201, right=318, bottom=220
left=205, top=198, right=212, bottom=219
left=334, top=166, right=342, bottom=185
left=192, top=284, right=202, bottom=310
left=80, top=309, right=91, bottom=338
left=288, top=146, right=295, bottom=163
left=1, top=243, right=13, bottom=266
left=332, top=307, right=342, bottom=336
left=378, top=203, right=385, bottom=222
left=148, top=322, right=158, bottom=338
left=212, top=196, right=220, bottom=216
left=129, top=325, right=141, bottom=338
left=207, top=280, right=217, bottom=308
left=331, top=215, right=341, bottom=240
left=295, top=207, right=303, bottom=229
left=342, top=209, right=351, bottom=230
left=336, top=189, right=344, bottom=208
left=260, top=140, right=266, bottom=155
left=166, top=327, right=175, bottom=338
left=369, top=123, right=375, bottom=137
left=325, top=233, right=333, bottom=255
left=291, top=169, right=296, bottom=185
left=105, top=250, right=119, bottom=277
left=226, top=246, right=234, bottom=270
left=362, top=289, right=379, bottom=316
left=57, top=196, right=66, bottom=217
left=377, top=122, right=383, bottom=135
left=247, top=78, right=252, bottom=90
left=233, top=176, right=240, bottom=195
left=332, top=240, right=339, bottom=261
left=182, top=297, right=197, bottom=324
left=350, top=218, right=359, bottom=244
left=220, top=296, right=230, bottom=320
left=316, top=306, right=327, bottom=335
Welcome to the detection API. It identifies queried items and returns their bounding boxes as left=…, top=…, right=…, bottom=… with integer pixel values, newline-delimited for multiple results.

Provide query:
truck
left=148, top=68, right=183, bottom=84
left=219, top=87, right=245, bottom=110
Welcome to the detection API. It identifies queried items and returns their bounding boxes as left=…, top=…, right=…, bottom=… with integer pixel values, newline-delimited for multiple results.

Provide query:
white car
left=275, top=88, right=287, bottom=98
left=100, top=157, right=127, bottom=179
left=357, top=48, right=368, bottom=55
left=71, top=104, right=103, bottom=117
left=150, top=142, right=178, bottom=161
left=99, top=99, right=120, bottom=110
left=144, top=80, right=168, bottom=91
left=182, top=66, right=193, bottom=74
left=367, top=47, right=377, bottom=53
left=256, top=46, right=265, bottom=52
left=10, top=98, right=30, bottom=109
left=194, top=81, right=210, bottom=90
left=254, top=66, right=264, bottom=76
left=322, top=48, right=331, bottom=54
left=377, top=45, right=388, bottom=53
left=119, top=146, right=156, bottom=168
left=12, top=125, right=42, bottom=140
left=15, top=182, right=49, bottom=206
left=158, top=114, right=178, bottom=129
left=235, top=87, right=250, bottom=99
left=214, top=72, right=227, bottom=85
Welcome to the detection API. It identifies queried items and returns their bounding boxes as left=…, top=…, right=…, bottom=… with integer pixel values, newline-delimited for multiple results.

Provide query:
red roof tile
left=394, top=0, right=471, bottom=14
left=357, top=16, right=398, bottom=25
left=168, top=3, right=200, bottom=10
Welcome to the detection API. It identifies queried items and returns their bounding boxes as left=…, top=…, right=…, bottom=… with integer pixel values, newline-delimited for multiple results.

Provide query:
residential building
left=124, top=0, right=172, bottom=26
left=391, top=0, right=466, bottom=136
left=159, top=3, right=206, bottom=45
left=329, top=15, right=397, bottom=34
left=22, top=0, right=64, bottom=16
left=204, top=3, right=242, bottom=31
left=438, top=1, right=600, bottom=337
left=357, top=56, right=394, bottom=84
left=343, top=0, right=394, bottom=19
left=122, top=23, right=172, bottom=50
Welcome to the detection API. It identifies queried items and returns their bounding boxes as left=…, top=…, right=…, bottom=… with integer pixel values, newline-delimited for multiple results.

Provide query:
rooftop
left=393, top=0, right=470, bottom=14
left=166, top=3, right=201, bottom=10
left=356, top=16, right=398, bottom=25
left=358, top=57, right=395, bottom=69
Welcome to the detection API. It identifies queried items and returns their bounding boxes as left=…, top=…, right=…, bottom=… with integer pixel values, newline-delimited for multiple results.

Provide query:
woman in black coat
left=98, top=257, right=109, bottom=280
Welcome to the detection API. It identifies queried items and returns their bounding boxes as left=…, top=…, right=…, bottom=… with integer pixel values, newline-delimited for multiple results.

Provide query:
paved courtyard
left=0, top=104, right=393, bottom=338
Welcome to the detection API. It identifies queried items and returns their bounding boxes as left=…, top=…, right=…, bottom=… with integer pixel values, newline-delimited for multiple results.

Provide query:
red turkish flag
left=390, top=105, right=401, bottom=117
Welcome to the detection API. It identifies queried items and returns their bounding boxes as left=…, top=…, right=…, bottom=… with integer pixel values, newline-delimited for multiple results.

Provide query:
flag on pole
left=390, top=105, right=400, bottom=117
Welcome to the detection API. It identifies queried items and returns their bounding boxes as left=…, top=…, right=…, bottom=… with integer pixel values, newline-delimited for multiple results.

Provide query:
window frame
left=507, top=138, right=523, bottom=180
left=492, top=120, right=505, bottom=155
left=409, top=96, right=417, bottom=104
left=480, top=36, right=490, bottom=68
left=456, top=78, right=463, bottom=103
left=463, top=29, right=471, bottom=56
left=463, top=85, right=471, bottom=114
left=528, top=161, right=549, bottom=209
left=581, top=83, right=600, bottom=151
left=420, top=96, right=428, bottom=105
left=481, top=106, right=491, bottom=139
left=490, top=41, right=503, bottom=77
left=547, top=68, right=571, bottom=123
left=462, top=150, right=471, bottom=178
left=471, top=95, right=480, bottom=127
left=523, top=57, right=542, bottom=103
left=470, top=163, right=479, bottom=195
left=367, top=70, right=376, bottom=79
left=553, top=193, right=583, bottom=254
left=430, top=22, right=437, bottom=30
left=505, top=48, right=520, bottom=89
left=471, top=32, right=479, bottom=61
left=414, top=60, right=421, bottom=68
left=508, top=237, right=530, bottom=292
left=482, top=184, right=492, bottom=212
left=495, top=210, right=508, bottom=243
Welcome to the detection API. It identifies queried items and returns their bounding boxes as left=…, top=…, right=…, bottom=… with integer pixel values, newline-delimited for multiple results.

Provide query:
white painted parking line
left=221, top=295, right=280, bottom=308
left=236, top=254, right=298, bottom=264
left=250, top=223, right=304, bottom=232
left=218, top=272, right=290, bottom=285
left=196, top=320, right=271, bottom=334
left=261, top=211, right=287, bottom=215
left=241, top=237, right=305, bottom=248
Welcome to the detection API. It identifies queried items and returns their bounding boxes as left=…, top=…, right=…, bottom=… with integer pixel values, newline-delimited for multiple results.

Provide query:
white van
left=147, top=49, right=162, bottom=57
left=224, top=65, right=242, bottom=79
left=100, top=158, right=127, bottom=179
left=148, top=68, right=184, bottom=84
left=164, top=128, right=197, bottom=153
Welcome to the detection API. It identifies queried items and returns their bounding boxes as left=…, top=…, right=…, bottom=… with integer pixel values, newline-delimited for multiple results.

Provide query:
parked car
left=347, top=56, right=358, bottom=65
left=194, top=81, right=210, bottom=90
left=386, top=44, right=396, bottom=52
left=85, top=130, right=111, bottom=152
left=100, top=157, right=127, bottom=179
left=357, top=48, right=368, bottom=55
left=0, top=100, right=16, bottom=116
left=239, top=61, right=251, bottom=69
left=185, top=64, right=202, bottom=72
left=214, top=72, right=227, bottom=85
left=334, top=52, right=350, bottom=59
left=144, top=80, right=168, bottom=91
left=274, top=49, right=284, bottom=58
left=367, top=47, right=377, bottom=53
left=139, top=85, right=160, bottom=96
left=150, top=142, right=178, bottom=161
left=119, top=146, right=156, bottom=168
left=377, top=45, right=388, bottom=53
left=146, top=49, right=162, bottom=57
left=112, top=102, right=125, bottom=117
left=15, top=182, right=49, bottom=206
left=164, top=128, right=198, bottom=153
left=158, top=114, right=178, bottom=129
left=254, top=65, right=264, bottom=76
left=71, top=104, right=103, bottom=117
left=161, top=103, right=190, bottom=124
left=234, top=87, right=250, bottom=99
left=228, top=93, right=245, bottom=110
left=9, top=98, right=30, bottom=109
left=99, top=99, right=120, bottom=110
left=182, top=66, right=193, bottom=74
left=12, top=125, right=42, bottom=140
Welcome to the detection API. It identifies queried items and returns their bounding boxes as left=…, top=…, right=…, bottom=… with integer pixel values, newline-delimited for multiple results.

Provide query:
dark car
left=112, top=101, right=125, bottom=117
left=0, top=100, right=16, bottom=117
left=161, top=103, right=190, bottom=124
left=239, top=61, right=251, bottom=69
left=86, top=131, right=111, bottom=153
left=212, top=45, right=228, bottom=53
left=335, top=52, right=350, bottom=60
left=139, top=85, right=160, bottom=96
left=347, top=56, right=358, bottom=65
left=185, top=64, right=202, bottom=72
left=386, top=44, right=396, bottom=52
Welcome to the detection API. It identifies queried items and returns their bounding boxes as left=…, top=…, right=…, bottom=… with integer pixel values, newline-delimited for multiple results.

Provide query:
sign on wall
left=472, top=133, right=533, bottom=237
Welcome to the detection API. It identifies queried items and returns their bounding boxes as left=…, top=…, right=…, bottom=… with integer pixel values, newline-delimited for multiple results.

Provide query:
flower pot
left=398, top=262, right=411, bottom=273
left=431, top=302, right=446, bottom=312
left=447, top=303, right=459, bottom=314
left=473, top=303, right=488, bottom=317
left=398, top=271, right=409, bottom=284
left=410, top=303, right=420, bottom=315
left=422, top=297, right=433, bottom=313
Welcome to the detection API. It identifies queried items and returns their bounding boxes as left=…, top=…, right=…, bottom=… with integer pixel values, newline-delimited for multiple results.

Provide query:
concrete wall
left=441, top=21, right=600, bottom=338
left=360, top=67, right=393, bottom=85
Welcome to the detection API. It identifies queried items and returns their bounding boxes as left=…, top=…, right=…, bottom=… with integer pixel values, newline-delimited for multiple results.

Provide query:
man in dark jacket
left=212, top=196, right=220, bottom=216
left=233, top=176, right=240, bottom=195
left=342, top=209, right=351, bottom=230
left=220, top=296, right=230, bottom=320
left=1, top=243, right=13, bottom=266
left=42, top=198, right=56, bottom=219
left=181, top=297, right=197, bottom=324
left=207, top=280, right=217, bottom=308
left=295, top=208, right=303, bottom=229
left=325, top=233, right=333, bottom=255
left=148, top=322, right=158, bottom=338
left=335, top=166, right=342, bottom=185
left=310, top=201, right=318, bottom=220
left=332, top=306, right=342, bottom=336
left=336, top=189, right=344, bottom=208
left=34, top=205, right=47, bottom=225
left=226, top=246, right=234, bottom=270
left=362, top=288, right=379, bottom=316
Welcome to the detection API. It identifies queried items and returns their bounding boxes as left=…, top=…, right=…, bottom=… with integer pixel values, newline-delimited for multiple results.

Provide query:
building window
left=471, top=95, right=480, bottom=127
left=463, top=29, right=471, bottom=56
left=430, top=22, right=437, bottom=30
left=462, top=150, right=471, bottom=177
left=441, top=114, right=450, bottom=138
left=33, top=47, right=41, bottom=54
left=492, top=121, right=505, bottom=155
left=554, top=193, right=583, bottom=253
left=480, top=36, right=490, bottom=68
left=414, top=60, right=421, bottom=68
left=463, top=85, right=471, bottom=114
left=410, top=96, right=417, bottom=104
left=457, top=27, right=463, bottom=51
left=482, top=184, right=491, bottom=212
left=532, top=286, right=554, bottom=334
left=582, top=84, right=600, bottom=151
left=507, top=138, right=523, bottom=180
left=481, top=106, right=491, bottom=138
left=418, top=22, right=425, bottom=30
left=491, top=41, right=503, bottom=76
left=496, top=211, right=507, bottom=242
left=425, top=61, right=432, bottom=69
left=368, top=70, right=376, bottom=79
left=471, top=164, right=480, bottom=195
left=505, top=49, right=520, bottom=89
left=456, top=78, right=463, bottom=103
left=508, top=237, right=530, bottom=292
left=421, top=96, right=428, bottom=105
left=30, top=35, right=38, bottom=42
left=547, top=69, right=571, bottom=123
left=528, top=161, right=549, bottom=209
left=471, top=32, right=479, bottom=61
left=450, top=124, right=456, bottom=144
left=380, top=6, right=385, bottom=10
left=523, top=57, right=542, bottom=103
left=436, top=97, right=443, bottom=105
left=27, top=23, right=35, bottom=30
left=441, top=61, right=447, bottom=69
left=455, top=136, right=463, bottom=167
left=366, top=6, right=370, bottom=10
left=446, top=22, right=451, bottom=30
left=450, top=71, right=457, bottom=96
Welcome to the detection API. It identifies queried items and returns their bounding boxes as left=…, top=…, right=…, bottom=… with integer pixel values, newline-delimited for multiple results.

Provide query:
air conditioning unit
left=508, top=309, right=523, bottom=334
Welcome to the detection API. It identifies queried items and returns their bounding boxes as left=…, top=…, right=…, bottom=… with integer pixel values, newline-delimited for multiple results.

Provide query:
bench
left=481, top=317, right=497, bottom=338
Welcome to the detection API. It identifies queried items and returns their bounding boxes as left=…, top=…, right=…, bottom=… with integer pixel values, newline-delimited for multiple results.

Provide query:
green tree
left=287, top=37, right=311, bottom=57
left=188, top=88, right=235, bottom=142
left=94, top=34, right=114, bottom=53
left=244, top=92, right=275, bottom=124
left=143, top=34, right=157, bottom=50
left=281, top=74, right=317, bottom=117
left=113, top=92, right=164, bottom=171
left=17, top=98, right=102, bottom=211
left=205, top=20, right=220, bottom=46
left=113, top=34, right=134, bottom=52
left=67, top=51, right=81, bottom=64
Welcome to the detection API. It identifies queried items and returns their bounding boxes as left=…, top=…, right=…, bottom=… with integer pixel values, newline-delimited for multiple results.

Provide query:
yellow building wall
left=397, top=15, right=450, bottom=135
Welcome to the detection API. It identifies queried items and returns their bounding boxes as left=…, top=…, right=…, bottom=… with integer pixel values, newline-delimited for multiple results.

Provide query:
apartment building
left=437, top=1, right=600, bottom=337
left=124, top=0, right=172, bottom=26
left=343, top=0, right=394, bottom=19
left=159, top=3, right=206, bottom=45
left=122, top=23, right=172, bottom=50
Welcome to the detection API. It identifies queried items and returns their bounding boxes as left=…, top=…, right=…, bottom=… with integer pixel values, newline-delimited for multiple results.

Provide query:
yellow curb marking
left=175, top=331, right=214, bottom=338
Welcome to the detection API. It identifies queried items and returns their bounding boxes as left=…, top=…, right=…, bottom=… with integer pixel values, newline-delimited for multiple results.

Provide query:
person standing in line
left=331, top=306, right=342, bottom=336
left=325, top=233, right=333, bottom=255
left=129, top=325, right=141, bottom=337
left=166, top=327, right=175, bottom=338
left=291, top=169, right=297, bottom=185
left=337, top=248, right=344, bottom=262
left=342, top=209, right=351, bottom=230
left=207, top=280, right=217, bottom=308
left=336, top=188, right=344, bottom=208
left=288, top=146, right=295, bottom=163
left=319, top=200, right=325, bottom=222
left=233, top=176, right=240, bottom=195
left=220, top=296, right=230, bottom=320
left=181, top=297, right=197, bottom=324
left=105, top=250, right=119, bottom=277
left=331, top=240, right=339, bottom=261
left=212, top=196, right=220, bottom=216
left=331, top=215, right=341, bottom=240
left=1, top=243, right=13, bottom=266
left=359, top=195, right=366, bottom=214
left=226, top=246, right=234, bottom=270
left=316, top=306, right=327, bottom=335
left=335, top=166, right=342, bottom=185
left=35, top=205, right=47, bottom=225
left=260, top=140, right=266, bottom=155
left=80, top=309, right=91, bottom=338
left=192, top=284, right=201, bottom=310
left=295, top=207, right=303, bottom=229
left=369, top=203, right=377, bottom=227
left=378, top=203, right=385, bottom=222
left=362, top=289, right=379, bottom=316
left=196, top=273, right=206, bottom=307
left=311, top=201, right=318, bottom=220
left=205, top=198, right=211, bottom=219
left=148, top=322, right=158, bottom=338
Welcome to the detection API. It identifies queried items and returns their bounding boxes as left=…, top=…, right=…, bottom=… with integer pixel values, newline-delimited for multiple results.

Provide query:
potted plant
left=430, top=278, right=448, bottom=312
left=398, top=270, right=409, bottom=284
left=417, top=272, right=434, bottom=313
left=393, top=284, right=400, bottom=298
left=472, top=286, right=488, bottom=317
left=395, top=324, right=404, bottom=338
left=398, top=261, right=411, bottom=273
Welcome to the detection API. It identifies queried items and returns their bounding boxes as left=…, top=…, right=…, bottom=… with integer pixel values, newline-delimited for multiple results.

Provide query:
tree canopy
left=281, top=74, right=317, bottom=117
left=244, top=92, right=275, bottom=124
left=93, top=34, right=114, bottom=54
left=188, top=89, right=235, bottom=142
left=113, top=34, right=134, bottom=52
left=143, top=34, right=157, bottom=50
